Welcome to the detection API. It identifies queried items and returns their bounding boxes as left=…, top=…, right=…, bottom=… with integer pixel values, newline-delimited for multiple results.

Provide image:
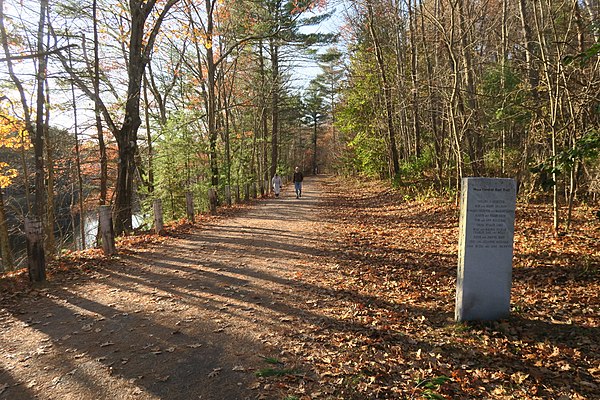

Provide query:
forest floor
left=0, top=176, right=599, bottom=400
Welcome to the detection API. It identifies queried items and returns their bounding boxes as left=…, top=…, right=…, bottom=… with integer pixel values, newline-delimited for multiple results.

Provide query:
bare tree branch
left=0, top=44, right=78, bottom=62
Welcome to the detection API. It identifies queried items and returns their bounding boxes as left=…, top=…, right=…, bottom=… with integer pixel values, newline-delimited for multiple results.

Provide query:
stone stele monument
left=455, top=177, right=517, bottom=321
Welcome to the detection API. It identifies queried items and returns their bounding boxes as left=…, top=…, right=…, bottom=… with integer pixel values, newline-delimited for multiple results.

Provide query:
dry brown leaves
left=1, top=181, right=597, bottom=399
left=264, top=178, right=599, bottom=399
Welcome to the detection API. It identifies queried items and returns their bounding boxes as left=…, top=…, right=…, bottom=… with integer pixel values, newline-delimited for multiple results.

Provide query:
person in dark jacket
left=292, top=167, right=303, bottom=199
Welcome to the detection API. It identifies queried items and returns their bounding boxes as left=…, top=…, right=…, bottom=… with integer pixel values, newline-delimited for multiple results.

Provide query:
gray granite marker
left=455, top=178, right=517, bottom=321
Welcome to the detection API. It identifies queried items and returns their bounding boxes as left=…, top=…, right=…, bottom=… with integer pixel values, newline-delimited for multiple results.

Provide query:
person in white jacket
left=272, top=173, right=283, bottom=198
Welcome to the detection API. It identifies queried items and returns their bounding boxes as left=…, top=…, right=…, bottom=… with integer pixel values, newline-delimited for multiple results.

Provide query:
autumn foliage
left=0, top=109, right=29, bottom=189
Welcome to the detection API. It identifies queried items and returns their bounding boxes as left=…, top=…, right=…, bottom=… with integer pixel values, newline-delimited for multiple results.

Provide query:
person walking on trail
left=272, top=172, right=282, bottom=198
left=293, top=167, right=304, bottom=199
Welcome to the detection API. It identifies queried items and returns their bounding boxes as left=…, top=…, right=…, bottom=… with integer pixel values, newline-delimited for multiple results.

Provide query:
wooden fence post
left=208, top=187, right=218, bottom=214
left=153, top=199, right=165, bottom=235
left=98, top=206, right=117, bottom=256
left=185, top=192, right=194, bottom=222
left=225, top=185, right=232, bottom=206
left=25, top=217, right=46, bottom=282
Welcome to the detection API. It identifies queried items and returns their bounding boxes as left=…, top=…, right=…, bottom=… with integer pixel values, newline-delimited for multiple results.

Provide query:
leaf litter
left=0, top=177, right=597, bottom=399
left=257, top=178, right=599, bottom=399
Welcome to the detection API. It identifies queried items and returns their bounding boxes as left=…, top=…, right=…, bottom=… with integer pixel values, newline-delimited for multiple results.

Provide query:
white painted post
left=455, top=178, right=517, bottom=321
left=185, top=192, right=194, bottom=222
left=208, top=187, right=218, bottom=214
left=153, top=199, right=165, bottom=235
left=98, top=206, right=117, bottom=256
left=225, top=185, right=232, bottom=206
left=24, top=217, right=46, bottom=281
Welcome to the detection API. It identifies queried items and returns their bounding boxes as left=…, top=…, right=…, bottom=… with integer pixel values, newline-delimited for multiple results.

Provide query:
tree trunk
left=457, top=0, right=484, bottom=176
left=94, top=0, right=108, bottom=206
left=0, top=190, right=13, bottom=270
left=44, top=77, right=55, bottom=256
left=366, top=0, right=400, bottom=178
left=30, top=0, right=48, bottom=281
left=205, top=0, right=219, bottom=188
left=251, top=116, right=258, bottom=184
left=532, top=0, right=560, bottom=234
left=518, top=0, right=539, bottom=100
left=219, top=50, right=233, bottom=187
left=501, top=0, right=508, bottom=176
left=34, top=0, right=48, bottom=221
left=566, top=163, right=578, bottom=231
left=259, top=40, right=269, bottom=184
left=582, top=0, right=599, bottom=41
left=312, top=119, right=318, bottom=174
left=68, top=41, right=86, bottom=250
left=143, top=75, right=154, bottom=193
left=270, top=36, right=280, bottom=179
left=443, top=2, right=465, bottom=191
left=113, top=0, right=179, bottom=234
left=113, top=113, right=139, bottom=234
left=19, top=134, right=32, bottom=214
left=419, top=0, right=443, bottom=185
left=407, top=0, right=421, bottom=158
left=43, top=7, right=55, bottom=254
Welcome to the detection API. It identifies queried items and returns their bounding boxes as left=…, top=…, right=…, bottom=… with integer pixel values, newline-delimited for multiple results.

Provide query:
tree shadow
left=1, top=175, right=597, bottom=399
left=0, top=365, right=36, bottom=400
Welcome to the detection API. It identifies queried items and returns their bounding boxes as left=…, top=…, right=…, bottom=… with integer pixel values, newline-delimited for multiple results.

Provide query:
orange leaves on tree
left=0, top=107, right=31, bottom=188
left=214, top=0, right=231, bottom=25
left=290, top=0, right=326, bottom=15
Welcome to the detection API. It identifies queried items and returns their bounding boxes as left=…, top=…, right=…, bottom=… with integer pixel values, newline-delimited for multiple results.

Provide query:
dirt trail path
left=0, top=177, right=331, bottom=400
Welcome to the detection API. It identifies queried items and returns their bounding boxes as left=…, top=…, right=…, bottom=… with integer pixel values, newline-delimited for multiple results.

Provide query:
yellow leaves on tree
left=0, top=163, right=17, bottom=189
left=203, top=34, right=213, bottom=50
left=0, top=108, right=31, bottom=188
left=0, top=115, right=28, bottom=148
